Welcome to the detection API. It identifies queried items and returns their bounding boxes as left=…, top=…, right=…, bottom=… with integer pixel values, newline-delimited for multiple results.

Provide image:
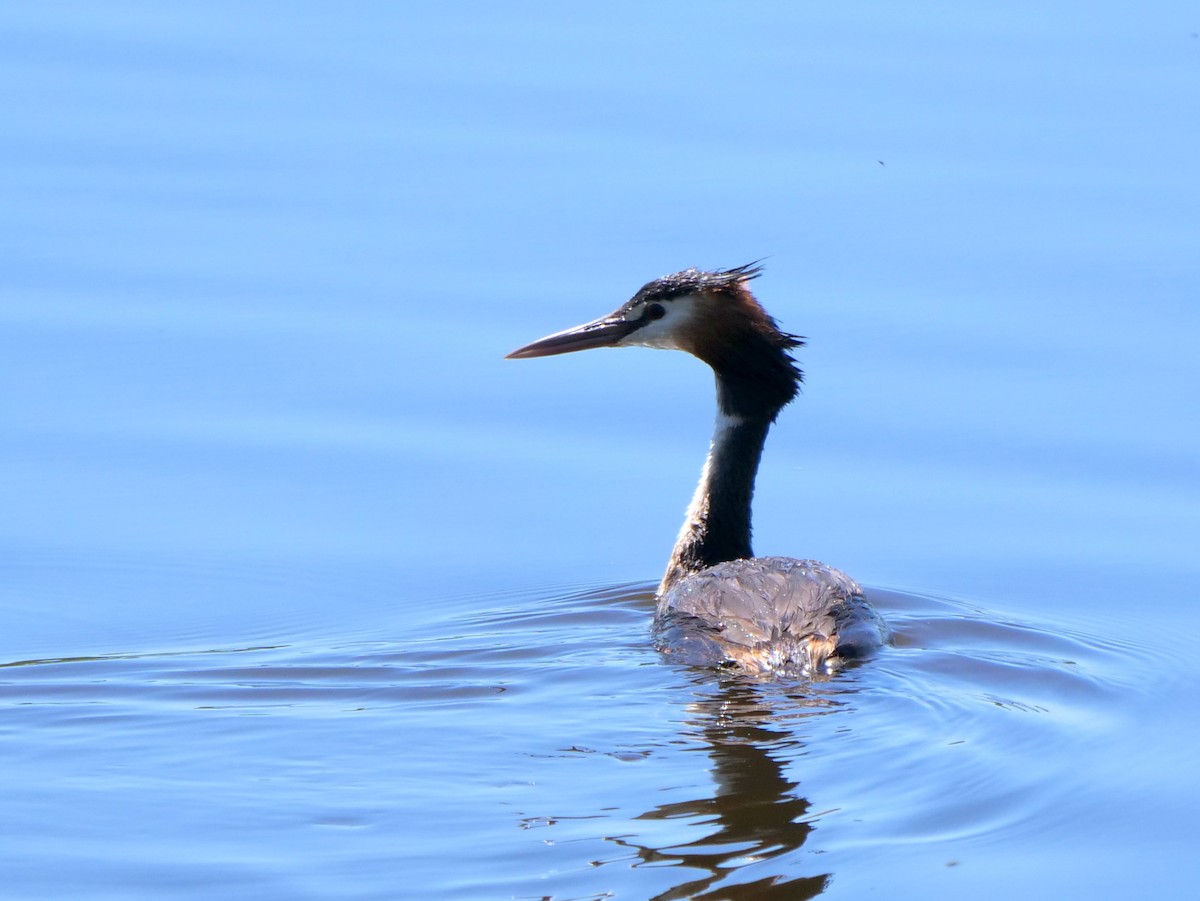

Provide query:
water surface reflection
left=621, top=679, right=838, bottom=899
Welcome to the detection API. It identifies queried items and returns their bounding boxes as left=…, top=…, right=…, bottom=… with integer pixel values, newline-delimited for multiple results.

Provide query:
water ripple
left=0, top=575, right=1167, bottom=901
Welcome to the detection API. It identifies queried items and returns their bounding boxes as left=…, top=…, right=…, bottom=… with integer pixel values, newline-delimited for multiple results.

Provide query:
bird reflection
left=611, top=678, right=842, bottom=900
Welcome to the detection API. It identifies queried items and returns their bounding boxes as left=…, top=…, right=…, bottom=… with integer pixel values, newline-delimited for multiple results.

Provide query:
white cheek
left=616, top=299, right=699, bottom=351
left=626, top=317, right=684, bottom=349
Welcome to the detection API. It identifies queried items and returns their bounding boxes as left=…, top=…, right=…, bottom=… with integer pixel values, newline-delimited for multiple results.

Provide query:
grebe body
left=507, top=264, right=886, bottom=675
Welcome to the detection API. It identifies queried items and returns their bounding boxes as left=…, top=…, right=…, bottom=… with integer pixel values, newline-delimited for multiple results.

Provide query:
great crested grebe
left=507, top=263, right=886, bottom=675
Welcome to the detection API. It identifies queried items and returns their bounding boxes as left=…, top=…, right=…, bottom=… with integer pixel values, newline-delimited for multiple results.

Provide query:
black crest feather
left=647, top=263, right=804, bottom=421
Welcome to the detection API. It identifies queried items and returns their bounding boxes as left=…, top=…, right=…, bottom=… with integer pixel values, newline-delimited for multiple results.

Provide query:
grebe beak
left=506, top=312, right=638, bottom=359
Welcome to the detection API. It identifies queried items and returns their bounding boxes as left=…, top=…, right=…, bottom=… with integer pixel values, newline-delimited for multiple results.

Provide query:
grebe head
left=506, top=263, right=804, bottom=421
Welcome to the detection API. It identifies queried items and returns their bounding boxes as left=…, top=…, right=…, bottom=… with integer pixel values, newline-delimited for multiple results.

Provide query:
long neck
left=658, top=377, right=775, bottom=595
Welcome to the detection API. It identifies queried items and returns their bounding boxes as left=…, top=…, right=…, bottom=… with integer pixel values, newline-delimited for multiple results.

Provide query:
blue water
left=2, top=2, right=1199, bottom=898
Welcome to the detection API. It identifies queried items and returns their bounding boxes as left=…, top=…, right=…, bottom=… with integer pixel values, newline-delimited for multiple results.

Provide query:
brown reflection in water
left=612, top=679, right=839, bottom=900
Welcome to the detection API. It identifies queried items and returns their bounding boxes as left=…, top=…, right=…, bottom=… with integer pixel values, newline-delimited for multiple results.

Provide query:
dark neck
left=659, top=374, right=777, bottom=595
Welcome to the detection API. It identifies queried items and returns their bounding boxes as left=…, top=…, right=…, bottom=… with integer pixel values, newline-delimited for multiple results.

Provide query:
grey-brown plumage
left=656, top=558, right=886, bottom=676
left=507, top=264, right=887, bottom=676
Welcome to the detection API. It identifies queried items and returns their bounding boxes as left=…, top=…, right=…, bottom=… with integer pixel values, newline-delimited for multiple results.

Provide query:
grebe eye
left=645, top=303, right=666, bottom=320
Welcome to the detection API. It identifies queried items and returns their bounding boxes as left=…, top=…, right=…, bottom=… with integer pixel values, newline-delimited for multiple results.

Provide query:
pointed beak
left=506, top=312, right=639, bottom=359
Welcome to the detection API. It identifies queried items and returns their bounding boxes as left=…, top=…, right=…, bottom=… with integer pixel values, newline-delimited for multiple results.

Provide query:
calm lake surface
left=3, top=3, right=1199, bottom=898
